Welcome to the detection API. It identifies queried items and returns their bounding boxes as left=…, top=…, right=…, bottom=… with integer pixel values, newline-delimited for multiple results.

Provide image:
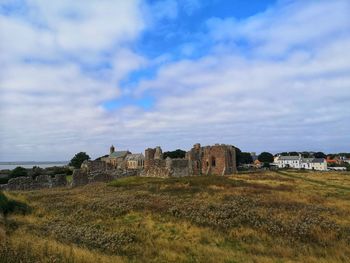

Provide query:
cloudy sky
left=0, top=0, right=349, bottom=161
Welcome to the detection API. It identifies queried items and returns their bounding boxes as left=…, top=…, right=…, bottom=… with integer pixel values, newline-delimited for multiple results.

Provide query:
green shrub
left=10, top=167, right=28, bottom=178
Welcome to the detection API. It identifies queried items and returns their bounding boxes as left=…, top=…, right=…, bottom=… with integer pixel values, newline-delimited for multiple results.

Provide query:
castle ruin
left=143, top=143, right=237, bottom=177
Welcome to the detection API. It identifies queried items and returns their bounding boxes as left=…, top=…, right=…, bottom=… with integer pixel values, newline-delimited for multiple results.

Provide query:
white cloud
left=0, top=0, right=147, bottom=161
left=130, top=0, right=350, bottom=153
left=1, top=0, right=349, bottom=161
left=206, top=0, right=350, bottom=56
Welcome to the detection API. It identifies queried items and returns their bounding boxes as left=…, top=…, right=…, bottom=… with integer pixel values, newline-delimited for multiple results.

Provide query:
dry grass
left=1, top=171, right=350, bottom=262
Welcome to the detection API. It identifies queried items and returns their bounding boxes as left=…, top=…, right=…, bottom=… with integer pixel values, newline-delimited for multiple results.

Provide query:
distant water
left=0, top=162, right=68, bottom=170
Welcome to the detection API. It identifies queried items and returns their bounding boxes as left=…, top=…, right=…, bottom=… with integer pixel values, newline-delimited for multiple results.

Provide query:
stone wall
left=143, top=147, right=191, bottom=177
left=2, top=174, right=67, bottom=191
left=81, top=160, right=113, bottom=173
left=71, top=169, right=89, bottom=187
left=166, top=158, right=190, bottom=177
left=71, top=168, right=139, bottom=187
left=53, top=174, right=68, bottom=187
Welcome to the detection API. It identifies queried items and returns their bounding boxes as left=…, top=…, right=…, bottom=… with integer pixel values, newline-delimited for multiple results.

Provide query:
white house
left=274, top=155, right=327, bottom=171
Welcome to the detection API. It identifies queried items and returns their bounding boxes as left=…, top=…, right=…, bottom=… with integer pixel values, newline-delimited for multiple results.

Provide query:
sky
left=0, top=0, right=350, bottom=161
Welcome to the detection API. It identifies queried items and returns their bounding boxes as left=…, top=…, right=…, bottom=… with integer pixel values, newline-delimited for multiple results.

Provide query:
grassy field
left=1, top=171, right=350, bottom=262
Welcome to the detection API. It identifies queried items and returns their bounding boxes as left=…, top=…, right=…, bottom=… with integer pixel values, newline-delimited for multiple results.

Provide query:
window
left=211, top=157, right=216, bottom=167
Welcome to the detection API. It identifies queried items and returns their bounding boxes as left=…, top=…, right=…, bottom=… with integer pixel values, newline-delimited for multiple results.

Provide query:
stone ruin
left=188, top=143, right=237, bottom=176
left=0, top=143, right=237, bottom=190
left=70, top=160, right=139, bottom=187
left=1, top=174, right=67, bottom=191
left=142, top=144, right=237, bottom=178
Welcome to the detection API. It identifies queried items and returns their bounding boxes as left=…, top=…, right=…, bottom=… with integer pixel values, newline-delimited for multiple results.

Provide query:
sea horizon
left=0, top=161, right=68, bottom=170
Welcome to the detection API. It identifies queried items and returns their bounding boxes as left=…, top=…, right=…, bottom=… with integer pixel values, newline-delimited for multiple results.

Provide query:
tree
left=69, top=152, right=90, bottom=168
left=239, top=152, right=253, bottom=164
left=314, top=152, right=326, bottom=159
left=10, top=166, right=28, bottom=178
left=289, top=152, right=299, bottom=156
left=163, top=149, right=186, bottom=159
left=258, top=152, right=274, bottom=164
left=301, top=152, right=311, bottom=158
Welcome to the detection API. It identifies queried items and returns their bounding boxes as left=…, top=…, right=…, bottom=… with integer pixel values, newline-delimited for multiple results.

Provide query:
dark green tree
left=10, top=166, right=28, bottom=178
left=239, top=152, right=253, bottom=164
left=258, top=152, right=274, bottom=164
left=314, top=152, right=326, bottom=158
left=69, top=152, right=90, bottom=168
left=301, top=152, right=311, bottom=158
left=163, top=149, right=186, bottom=159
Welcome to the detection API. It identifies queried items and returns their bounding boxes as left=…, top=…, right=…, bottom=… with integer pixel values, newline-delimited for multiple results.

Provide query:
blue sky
left=0, top=0, right=349, bottom=161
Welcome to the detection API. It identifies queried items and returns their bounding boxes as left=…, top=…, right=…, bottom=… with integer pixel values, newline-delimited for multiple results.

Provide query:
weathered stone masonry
left=143, top=143, right=237, bottom=177
left=2, top=174, right=67, bottom=191
left=188, top=143, right=237, bottom=176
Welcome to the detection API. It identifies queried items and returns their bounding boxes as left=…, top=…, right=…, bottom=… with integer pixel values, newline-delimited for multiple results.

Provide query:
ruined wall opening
left=211, top=157, right=216, bottom=167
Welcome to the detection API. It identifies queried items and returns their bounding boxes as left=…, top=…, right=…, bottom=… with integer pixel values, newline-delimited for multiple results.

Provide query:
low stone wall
left=141, top=159, right=170, bottom=178
left=1, top=167, right=139, bottom=191
left=53, top=174, right=68, bottom=187
left=142, top=158, right=191, bottom=177
left=2, top=174, right=67, bottom=191
left=71, top=168, right=139, bottom=187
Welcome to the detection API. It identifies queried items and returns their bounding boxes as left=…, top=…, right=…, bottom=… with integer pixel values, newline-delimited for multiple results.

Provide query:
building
left=274, top=155, right=327, bottom=171
left=326, top=156, right=342, bottom=165
left=101, top=145, right=131, bottom=169
left=126, top=153, right=145, bottom=169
